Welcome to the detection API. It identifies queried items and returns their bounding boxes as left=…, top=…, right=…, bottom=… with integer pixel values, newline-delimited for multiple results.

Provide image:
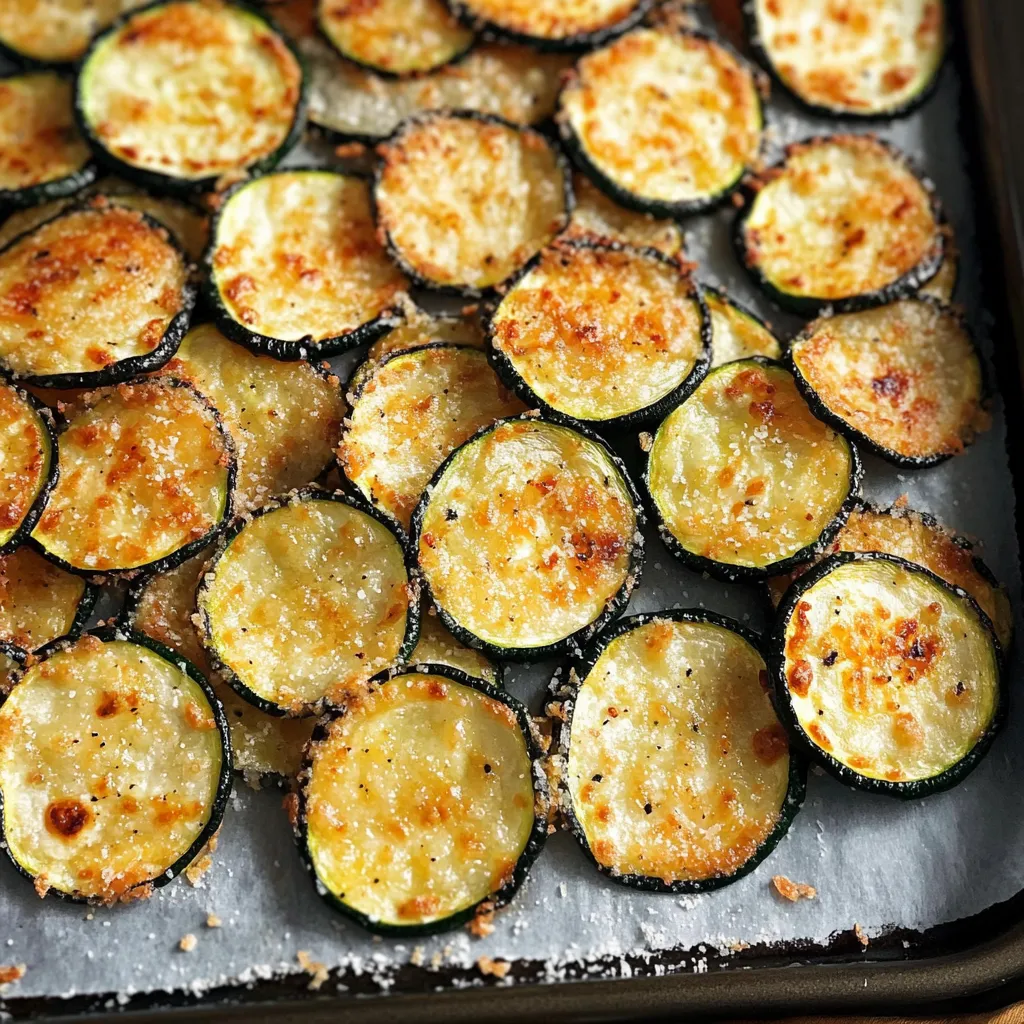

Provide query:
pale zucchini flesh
left=705, top=289, right=782, bottom=368
left=0, top=546, right=91, bottom=651
left=0, top=381, right=54, bottom=553
left=409, top=611, right=500, bottom=686
left=0, top=0, right=144, bottom=65
left=367, top=300, right=486, bottom=363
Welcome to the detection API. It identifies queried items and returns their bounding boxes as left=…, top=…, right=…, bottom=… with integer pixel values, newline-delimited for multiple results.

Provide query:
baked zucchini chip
left=788, top=299, right=989, bottom=467
left=297, top=666, right=546, bottom=934
left=76, top=0, right=305, bottom=193
left=206, top=170, right=407, bottom=359
left=558, top=29, right=763, bottom=217
left=488, top=240, right=709, bottom=427
left=0, top=73, right=94, bottom=209
left=197, top=490, right=419, bottom=717
left=373, top=111, right=571, bottom=296
left=339, top=344, right=525, bottom=529
left=32, top=379, right=235, bottom=576
left=0, top=0, right=143, bottom=66
left=557, top=611, right=804, bottom=891
left=367, top=300, right=485, bottom=362
left=160, top=324, right=346, bottom=511
left=413, top=416, right=643, bottom=661
left=746, top=0, right=945, bottom=118
left=409, top=609, right=502, bottom=686
left=644, top=359, right=861, bottom=582
left=772, top=551, right=1004, bottom=797
left=736, top=135, right=944, bottom=315
left=0, top=630, right=230, bottom=902
left=704, top=287, right=782, bottom=367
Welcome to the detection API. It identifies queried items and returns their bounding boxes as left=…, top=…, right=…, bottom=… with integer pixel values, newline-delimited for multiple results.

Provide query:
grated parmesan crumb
left=297, top=950, right=329, bottom=991
left=771, top=875, right=817, bottom=902
left=476, top=957, right=511, bottom=979
left=467, top=903, right=495, bottom=938
left=854, top=922, right=870, bottom=948
left=178, top=934, right=197, bottom=952
left=206, top=913, right=222, bottom=929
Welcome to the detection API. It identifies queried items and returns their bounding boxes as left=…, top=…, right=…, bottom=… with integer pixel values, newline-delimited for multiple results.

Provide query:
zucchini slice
left=488, top=240, right=709, bottom=427
left=704, top=287, right=782, bottom=368
left=644, top=359, right=861, bottom=581
left=0, top=73, right=94, bottom=209
left=0, top=0, right=143, bottom=67
left=160, top=323, right=346, bottom=512
left=409, top=610, right=502, bottom=687
left=919, top=231, right=957, bottom=301
left=736, top=135, right=944, bottom=315
left=297, top=666, right=546, bottom=934
left=373, top=111, right=571, bottom=296
left=772, top=551, right=1003, bottom=796
left=746, top=0, right=945, bottom=118
left=558, top=29, right=763, bottom=217
left=339, top=344, right=525, bottom=529
left=0, top=629, right=230, bottom=902
left=0, top=377, right=57, bottom=556
left=206, top=170, right=407, bottom=359
left=0, top=201, right=195, bottom=388
left=413, top=416, right=643, bottom=660
left=31, top=379, right=235, bottom=576
left=317, top=0, right=473, bottom=76
left=558, top=611, right=803, bottom=891
left=788, top=299, right=989, bottom=467
left=76, top=0, right=305, bottom=193
left=196, top=489, right=419, bottom=716
left=123, top=549, right=314, bottom=780
left=367, top=301, right=485, bottom=363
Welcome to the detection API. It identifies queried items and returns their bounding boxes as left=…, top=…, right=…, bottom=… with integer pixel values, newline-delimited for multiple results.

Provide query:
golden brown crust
left=0, top=382, right=49, bottom=548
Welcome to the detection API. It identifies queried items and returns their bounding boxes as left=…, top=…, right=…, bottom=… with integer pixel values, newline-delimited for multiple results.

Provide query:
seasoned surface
left=367, top=303, right=485, bottom=362
left=455, top=0, right=641, bottom=42
left=0, top=0, right=143, bottom=64
left=0, top=547, right=87, bottom=650
left=410, top=611, right=500, bottom=685
left=0, top=383, right=50, bottom=550
left=706, top=292, right=781, bottom=367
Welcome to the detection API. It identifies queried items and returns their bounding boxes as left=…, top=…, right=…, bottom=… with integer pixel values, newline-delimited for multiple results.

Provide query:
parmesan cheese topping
left=455, top=0, right=641, bottom=41
left=0, top=383, right=50, bottom=549
left=411, top=611, right=500, bottom=686
left=705, top=291, right=781, bottom=368
left=0, top=0, right=143, bottom=64
left=0, top=547, right=87, bottom=651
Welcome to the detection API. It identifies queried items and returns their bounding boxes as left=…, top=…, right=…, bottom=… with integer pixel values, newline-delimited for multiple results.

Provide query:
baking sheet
left=3, top=31, right=1024, bottom=1013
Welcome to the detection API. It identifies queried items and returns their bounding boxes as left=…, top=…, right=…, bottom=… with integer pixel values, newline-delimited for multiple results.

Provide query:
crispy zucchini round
left=408, top=610, right=502, bottom=687
left=745, top=0, right=945, bottom=119
left=735, top=135, right=944, bottom=315
left=297, top=666, right=546, bottom=935
left=206, top=170, right=407, bottom=359
left=197, top=489, right=419, bottom=717
left=644, top=358, right=861, bottom=582
left=558, top=29, right=763, bottom=218
left=0, top=629, right=231, bottom=903
left=488, top=240, right=710, bottom=427
left=339, top=344, right=525, bottom=530
left=367, top=300, right=486, bottom=362
left=413, top=416, right=644, bottom=661
left=75, top=0, right=306, bottom=193
left=771, top=551, right=1004, bottom=797
left=31, top=379, right=235, bottom=576
left=704, top=287, right=782, bottom=368
left=373, top=111, right=572, bottom=296
left=558, top=611, right=804, bottom=891
left=0, top=0, right=144, bottom=67
left=788, top=299, right=989, bottom=467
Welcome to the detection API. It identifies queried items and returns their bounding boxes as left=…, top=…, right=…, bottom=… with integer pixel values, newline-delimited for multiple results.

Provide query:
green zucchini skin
left=769, top=550, right=1006, bottom=799
left=0, top=625, right=233, bottom=904
left=702, top=285, right=781, bottom=363
left=0, top=640, right=27, bottom=685
left=293, top=662, right=548, bottom=936
left=552, top=609, right=806, bottom=894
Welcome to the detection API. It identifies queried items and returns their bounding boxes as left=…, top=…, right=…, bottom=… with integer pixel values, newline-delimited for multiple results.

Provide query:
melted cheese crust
left=0, top=635, right=224, bottom=900
left=783, top=557, right=999, bottom=783
left=80, top=0, right=302, bottom=182
left=341, top=346, right=525, bottom=529
left=569, top=619, right=789, bottom=882
left=648, top=361, right=853, bottom=570
left=492, top=244, right=705, bottom=421
left=0, top=383, right=50, bottom=549
left=561, top=30, right=761, bottom=206
left=305, top=672, right=534, bottom=926
left=319, top=0, right=472, bottom=75
left=32, top=381, right=231, bottom=572
left=0, top=204, right=190, bottom=380
left=418, top=419, right=638, bottom=650
left=0, top=0, right=142, bottom=63
left=368, top=303, right=485, bottom=362
left=0, top=547, right=87, bottom=650
left=706, top=292, right=781, bottom=368
left=411, top=611, right=499, bottom=685
left=212, top=172, right=406, bottom=345
left=754, top=0, right=944, bottom=115
left=791, top=301, right=987, bottom=460
left=742, top=137, right=939, bottom=302
left=161, top=324, right=345, bottom=512
left=0, top=74, right=90, bottom=193
left=376, top=114, right=569, bottom=291
left=456, top=0, right=640, bottom=41
left=201, top=498, right=412, bottom=713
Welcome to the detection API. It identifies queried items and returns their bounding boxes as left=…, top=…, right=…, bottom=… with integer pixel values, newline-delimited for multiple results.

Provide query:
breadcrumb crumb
left=476, top=956, right=511, bottom=979
left=854, top=922, right=870, bottom=948
left=771, top=875, right=817, bottom=902
left=206, top=913, right=222, bottom=928
left=467, top=903, right=495, bottom=938
left=178, top=934, right=197, bottom=952
left=0, top=964, right=26, bottom=986
left=297, top=950, right=329, bottom=991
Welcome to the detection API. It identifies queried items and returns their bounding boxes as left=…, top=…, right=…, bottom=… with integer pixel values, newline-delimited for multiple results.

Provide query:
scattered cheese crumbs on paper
left=467, top=904, right=495, bottom=938
left=0, top=964, right=26, bottom=986
left=206, top=913, right=222, bottom=929
left=476, top=957, right=511, bottom=979
left=178, top=934, right=197, bottom=953
left=854, top=922, right=870, bottom=948
left=297, top=950, right=329, bottom=991
left=727, top=941, right=750, bottom=952
left=410, top=946, right=425, bottom=966
left=771, top=875, right=817, bottom=902
left=185, top=833, right=219, bottom=887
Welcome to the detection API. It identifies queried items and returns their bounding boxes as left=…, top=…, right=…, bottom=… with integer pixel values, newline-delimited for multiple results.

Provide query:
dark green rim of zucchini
left=769, top=550, right=1006, bottom=799
left=557, top=28, right=765, bottom=218
left=732, top=135, right=945, bottom=316
left=371, top=109, right=575, bottom=299
left=703, top=284, right=781, bottom=361
left=74, top=0, right=308, bottom=196
left=0, top=371, right=59, bottom=557
left=294, top=662, right=548, bottom=935
left=400, top=611, right=508, bottom=688
left=195, top=485, right=421, bottom=717
left=786, top=296, right=989, bottom=469
left=0, top=200, right=198, bottom=389
left=0, top=640, right=27, bottom=688
left=551, top=608, right=806, bottom=893
left=484, top=238, right=712, bottom=429
left=640, top=356, right=864, bottom=583
left=410, top=412, right=645, bottom=662
left=0, top=624, right=233, bottom=903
